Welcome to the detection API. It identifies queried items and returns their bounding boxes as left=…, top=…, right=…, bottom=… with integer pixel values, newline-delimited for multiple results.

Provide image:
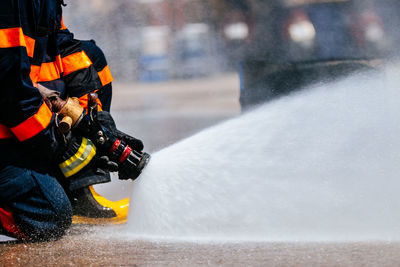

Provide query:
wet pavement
left=2, top=227, right=400, bottom=267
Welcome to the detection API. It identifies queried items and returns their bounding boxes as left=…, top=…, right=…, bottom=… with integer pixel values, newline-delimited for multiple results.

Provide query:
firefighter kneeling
left=0, top=0, right=149, bottom=241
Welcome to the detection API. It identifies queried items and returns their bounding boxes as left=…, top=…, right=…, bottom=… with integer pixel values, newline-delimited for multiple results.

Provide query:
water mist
left=126, top=65, right=400, bottom=242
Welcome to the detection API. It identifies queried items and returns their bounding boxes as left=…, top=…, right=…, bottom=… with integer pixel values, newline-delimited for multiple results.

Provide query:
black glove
left=95, top=112, right=150, bottom=180
left=97, top=111, right=144, bottom=152
left=73, top=94, right=150, bottom=181
left=95, top=155, right=119, bottom=172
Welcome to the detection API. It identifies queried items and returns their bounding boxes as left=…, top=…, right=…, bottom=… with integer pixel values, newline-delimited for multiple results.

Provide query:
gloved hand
left=62, top=93, right=150, bottom=181
left=95, top=155, right=119, bottom=172
left=97, top=111, right=144, bottom=152
left=93, top=111, right=150, bottom=181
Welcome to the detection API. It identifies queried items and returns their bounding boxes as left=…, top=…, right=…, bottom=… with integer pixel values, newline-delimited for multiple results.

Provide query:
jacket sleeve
left=57, top=15, right=113, bottom=111
left=57, top=18, right=103, bottom=98
left=0, top=2, right=59, bottom=158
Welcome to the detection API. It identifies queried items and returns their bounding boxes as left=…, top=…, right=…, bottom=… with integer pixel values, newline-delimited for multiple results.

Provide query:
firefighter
left=0, top=0, right=144, bottom=241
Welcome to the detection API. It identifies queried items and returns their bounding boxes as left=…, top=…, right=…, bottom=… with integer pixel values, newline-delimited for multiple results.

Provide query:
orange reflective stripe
left=98, top=65, right=113, bottom=86
left=24, top=35, right=35, bottom=58
left=30, top=56, right=63, bottom=83
left=0, top=28, right=35, bottom=58
left=55, top=55, right=64, bottom=73
left=78, top=93, right=103, bottom=111
left=60, top=17, right=67, bottom=30
left=0, top=28, right=25, bottom=48
left=0, top=124, right=14, bottom=139
left=30, top=65, right=41, bottom=84
left=11, top=102, right=53, bottom=141
left=38, top=61, right=62, bottom=82
left=62, top=51, right=92, bottom=76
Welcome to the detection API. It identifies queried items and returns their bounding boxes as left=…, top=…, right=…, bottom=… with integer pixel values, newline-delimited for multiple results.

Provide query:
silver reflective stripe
left=59, top=137, right=96, bottom=178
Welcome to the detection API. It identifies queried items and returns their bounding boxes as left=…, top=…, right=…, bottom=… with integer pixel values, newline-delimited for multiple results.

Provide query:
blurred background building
left=63, top=0, right=400, bottom=83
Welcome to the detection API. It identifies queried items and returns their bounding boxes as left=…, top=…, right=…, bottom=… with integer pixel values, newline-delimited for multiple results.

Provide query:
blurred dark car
left=239, top=0, right=391, bottom=110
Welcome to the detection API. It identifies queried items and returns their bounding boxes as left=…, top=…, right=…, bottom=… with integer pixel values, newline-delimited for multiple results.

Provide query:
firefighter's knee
left=22, top=173, right=73, bottom=241
left=0, top=166, right=73, bottom=241
left=20, top=197, right=73, bottom=242
left=18, top=191, right=72, bottom=241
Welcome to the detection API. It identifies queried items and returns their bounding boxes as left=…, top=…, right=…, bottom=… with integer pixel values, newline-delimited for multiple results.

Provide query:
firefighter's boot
left=70, top=186, right=129, bottom=225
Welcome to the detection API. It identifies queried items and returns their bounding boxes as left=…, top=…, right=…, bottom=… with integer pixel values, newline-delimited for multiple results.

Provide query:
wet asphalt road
left=2, top=228, right=400, bottom=267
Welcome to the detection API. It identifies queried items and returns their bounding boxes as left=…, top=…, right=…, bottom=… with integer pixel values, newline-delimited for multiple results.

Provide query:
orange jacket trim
left=30, top=65, right=41, bottom=84
left=62, top=51, right=93, bottom=76
left=0, top=28, right=35, bottom=58
left=24, top=34, right=35, bottom=58
left=60, top=17, right=68, bottom=30
left=37, top=61, right=60, bottom=82
left=98, top=65, right=113, bottom=86
left=10, top=102, right=53, bottom=142
left=30, top=62, right=60, bottom=83
left=0, top=28, right=25, bottom=48
left=0, top=123, right=14, bottom=139
left=38, top=60, right=63, bottom=82
left=30, top=56, right=63, bottom=83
